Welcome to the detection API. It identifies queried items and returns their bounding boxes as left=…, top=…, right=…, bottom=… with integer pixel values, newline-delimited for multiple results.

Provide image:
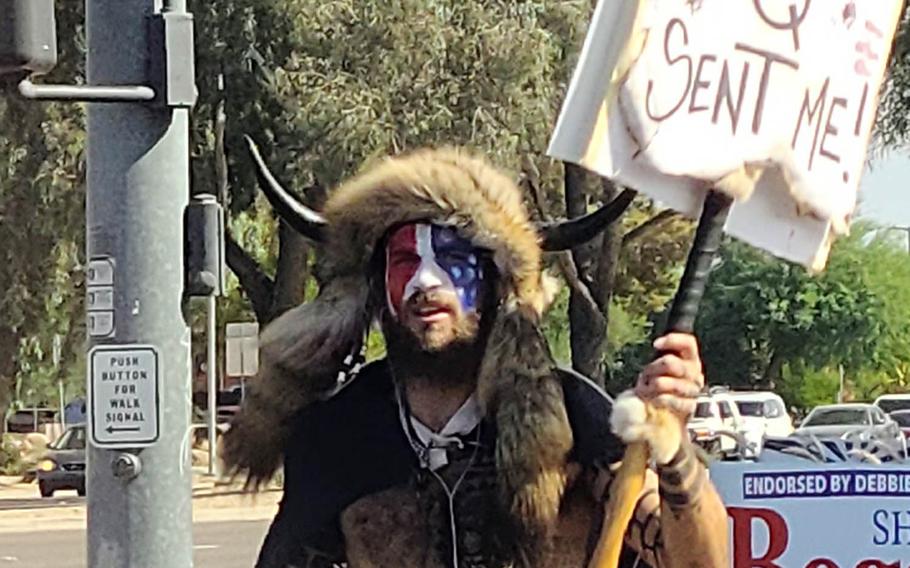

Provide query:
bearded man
left=223, top=146, right=729, bottom=568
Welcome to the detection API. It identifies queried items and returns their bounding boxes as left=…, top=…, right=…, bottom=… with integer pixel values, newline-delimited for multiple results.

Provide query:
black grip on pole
left=664, top=190, right=734, bottom=335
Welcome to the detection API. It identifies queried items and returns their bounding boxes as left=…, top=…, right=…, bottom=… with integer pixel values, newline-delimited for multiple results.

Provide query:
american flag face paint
left=385, top=223, right=484, bottom=317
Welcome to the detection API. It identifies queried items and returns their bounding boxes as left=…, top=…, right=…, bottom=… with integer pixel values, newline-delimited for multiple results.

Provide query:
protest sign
left=549, top=1, right=903, bottom=270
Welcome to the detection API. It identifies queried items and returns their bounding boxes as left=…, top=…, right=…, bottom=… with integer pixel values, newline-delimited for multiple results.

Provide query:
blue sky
left=858, top=151, right=910, bottom=227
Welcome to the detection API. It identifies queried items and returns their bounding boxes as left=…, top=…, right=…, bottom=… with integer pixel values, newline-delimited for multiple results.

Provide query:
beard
left=386, top=289, right=480, bottom=351
left=381, top=289, right=490, bottom=384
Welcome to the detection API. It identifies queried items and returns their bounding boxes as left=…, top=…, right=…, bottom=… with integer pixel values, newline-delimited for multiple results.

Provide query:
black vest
left=255, top=360, right=637, bottom=568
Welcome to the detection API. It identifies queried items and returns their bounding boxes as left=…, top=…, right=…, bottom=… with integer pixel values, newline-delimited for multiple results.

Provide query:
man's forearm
left=656, top=443, right=729, bottom=568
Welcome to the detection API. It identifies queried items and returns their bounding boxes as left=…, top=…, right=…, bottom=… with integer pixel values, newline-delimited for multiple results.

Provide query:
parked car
left=37, top=424, right=86, bottom=498
left=687, top=393, right=745, bottom=455
left=795, top=403, right=905, bottom=455
left=888, top=409, right=910, bottom=440
left=6, top=408, right=57, bottom=434
left=873, top=394, right=910, bottom=414
left=727, top=391, right=794, bottom=453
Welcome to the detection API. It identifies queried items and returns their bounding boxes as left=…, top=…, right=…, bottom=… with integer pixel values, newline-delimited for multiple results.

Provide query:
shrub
left=0, top=435, right=25, bottom=476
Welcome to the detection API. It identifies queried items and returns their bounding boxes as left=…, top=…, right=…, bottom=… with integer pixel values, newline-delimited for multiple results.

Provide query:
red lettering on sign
left=805, top=560, right=839, bottom=568
left=728, top=507, right=789, bottom=568
left=726, top=507, right=905, bottom=568
left=855, top=561, right=899, bottom=568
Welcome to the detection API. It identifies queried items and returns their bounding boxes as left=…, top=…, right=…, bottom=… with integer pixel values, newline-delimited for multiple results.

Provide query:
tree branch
left=522, top=161, right=598, bottom=307
left=622, top=209, right=680, bottom=248
left=521, top=154, right=548, bottom=221
left=555, top=252, right=600, bottom=316
left=224, top=229, right=275, bottom=323
left=592, top=177, right=624, bottom=314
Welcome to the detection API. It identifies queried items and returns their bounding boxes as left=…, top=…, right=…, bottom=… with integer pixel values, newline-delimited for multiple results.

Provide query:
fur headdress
left=222, top=141, right=631, bottom=531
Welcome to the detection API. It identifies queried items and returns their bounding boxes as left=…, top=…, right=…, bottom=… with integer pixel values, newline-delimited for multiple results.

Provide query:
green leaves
left=695, top=224, right=910, bottom=408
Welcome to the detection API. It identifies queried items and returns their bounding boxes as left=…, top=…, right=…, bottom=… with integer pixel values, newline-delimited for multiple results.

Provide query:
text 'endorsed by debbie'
left=743, top=470, right=910, bottom=499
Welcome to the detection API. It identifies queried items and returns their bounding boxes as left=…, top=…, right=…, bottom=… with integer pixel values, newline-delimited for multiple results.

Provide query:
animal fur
left=221, top=276, right=369, bottom=486
left=479, top=307, right=573, bottom=534
left=222, top=147, right=572, bottom=529
left=610, top=390, right=682, bottom=466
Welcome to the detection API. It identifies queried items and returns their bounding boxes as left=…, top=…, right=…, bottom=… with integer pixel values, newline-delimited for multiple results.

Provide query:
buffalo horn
left=245, top=135, right=328, bottom=243
left=539, top=189, right=636, bottom=251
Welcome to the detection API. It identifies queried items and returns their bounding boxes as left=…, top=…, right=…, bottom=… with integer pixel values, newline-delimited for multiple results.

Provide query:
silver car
left=795, top=403, right=905, bottom=456
left=37, top=424, right=86, bottom=498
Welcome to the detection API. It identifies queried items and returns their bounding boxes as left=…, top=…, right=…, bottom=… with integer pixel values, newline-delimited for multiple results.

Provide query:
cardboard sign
left=710, top=461, right=910, bottom=567
left=549, top=0, right=903, bottom=270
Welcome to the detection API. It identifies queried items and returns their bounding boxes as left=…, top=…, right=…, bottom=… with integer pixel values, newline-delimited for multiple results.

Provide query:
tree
left=0, top=3, right=87, bottom=419
left=6, top=0, right=910, bottom=415
left=192, top=0, right=639, bottom=370
left=874, top=4, right=910, bottom=151
left=188, top=1, right=600, bottom=327
left=694, top=224, right=910, bottom=403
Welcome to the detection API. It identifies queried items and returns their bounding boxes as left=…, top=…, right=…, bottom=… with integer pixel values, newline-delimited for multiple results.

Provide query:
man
left=223, top=145, right=729, bottom=567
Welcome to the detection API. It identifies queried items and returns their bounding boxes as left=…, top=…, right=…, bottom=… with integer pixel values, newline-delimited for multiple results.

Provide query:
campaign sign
left=710, top=461, right=910, bottom=567
left=549, top=0, right=903, bottom=270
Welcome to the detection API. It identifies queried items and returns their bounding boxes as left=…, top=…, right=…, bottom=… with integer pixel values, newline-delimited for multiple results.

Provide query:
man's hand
left=634, top=333, right=705, bottom=420
left=610, top=333, right=705, bottom=465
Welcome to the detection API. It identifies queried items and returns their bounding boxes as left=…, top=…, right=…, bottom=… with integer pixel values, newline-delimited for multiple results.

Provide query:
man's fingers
left=639, top=354, right=688, bottom=383
left=653, top=333, right=700, bottom=362
left=652, top=393, right=696, bottom=416
left=637, top=376, right=702, bottom=400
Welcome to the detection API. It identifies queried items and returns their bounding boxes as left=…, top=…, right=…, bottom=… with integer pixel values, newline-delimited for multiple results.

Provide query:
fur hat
left=222, top=142, right=630, bottom=531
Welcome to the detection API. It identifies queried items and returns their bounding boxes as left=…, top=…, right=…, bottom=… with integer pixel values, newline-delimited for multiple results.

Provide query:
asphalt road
left=0, top=519, right=270, bottom=567
left=0, top=494, right=84, bottom=511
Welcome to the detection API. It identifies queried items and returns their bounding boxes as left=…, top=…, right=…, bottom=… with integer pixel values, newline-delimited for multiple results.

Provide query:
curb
left=0, top=490, right=280, bottom=534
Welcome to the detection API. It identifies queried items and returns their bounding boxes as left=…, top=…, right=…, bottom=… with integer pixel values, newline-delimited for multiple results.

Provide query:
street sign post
left=5, top=0, right=197, bottom=565
left=83, top=1, right=196, bottom=566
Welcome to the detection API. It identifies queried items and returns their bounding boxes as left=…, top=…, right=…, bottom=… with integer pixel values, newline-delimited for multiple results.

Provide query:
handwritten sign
left=549, top=1, right=903, bottom=270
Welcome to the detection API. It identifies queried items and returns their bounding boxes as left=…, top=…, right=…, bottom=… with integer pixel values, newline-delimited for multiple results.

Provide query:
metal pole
left=837, top=364, right=845, bottom=404
left=207, top=295, right=217, bottom=476
left=86, top=0, right=193, bottom=566
left=18, top=78, right=156, bottom=102
left=59, top=381, right=66, bottom=431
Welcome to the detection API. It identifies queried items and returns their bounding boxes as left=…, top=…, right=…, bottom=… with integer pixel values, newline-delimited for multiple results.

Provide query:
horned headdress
left=223, top=139, right=631, bottom=530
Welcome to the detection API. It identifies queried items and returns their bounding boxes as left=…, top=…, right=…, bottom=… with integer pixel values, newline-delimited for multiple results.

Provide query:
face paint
left=385, top=223, right=484, bottom=317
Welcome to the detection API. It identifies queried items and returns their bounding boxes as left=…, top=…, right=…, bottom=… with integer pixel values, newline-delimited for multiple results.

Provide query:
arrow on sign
left=106, top=425, right=141, bottom=434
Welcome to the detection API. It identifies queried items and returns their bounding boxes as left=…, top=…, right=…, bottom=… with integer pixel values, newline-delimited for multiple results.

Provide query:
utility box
left=0, top=0, right=58, bottom=76
left=184, top=194, right=225, bottom=297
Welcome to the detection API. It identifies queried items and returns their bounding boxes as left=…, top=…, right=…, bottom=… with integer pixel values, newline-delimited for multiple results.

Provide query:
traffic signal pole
left=85, top=0, right=194, bottom=565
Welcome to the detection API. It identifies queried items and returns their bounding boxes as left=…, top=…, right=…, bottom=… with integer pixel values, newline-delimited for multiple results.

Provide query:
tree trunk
left=269, top=221, right=310, bottom=319
left=225, top=230, right=275, bottom=323
left=592, top=179, right=623, bottom=383
left=564, top=165, right=629, bottom=386
left=565, top=164, right=599, bottom=380
left=762, top=350, right=784, bottom=391
left=0, top=326, right=18, bottom=432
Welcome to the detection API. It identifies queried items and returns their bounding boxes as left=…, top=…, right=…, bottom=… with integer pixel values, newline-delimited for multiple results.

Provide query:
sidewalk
left=0, top=473, right=281, bottom=534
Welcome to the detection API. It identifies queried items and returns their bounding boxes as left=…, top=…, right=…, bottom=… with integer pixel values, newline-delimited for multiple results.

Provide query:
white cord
left=427, top=433, right=481, bottom=568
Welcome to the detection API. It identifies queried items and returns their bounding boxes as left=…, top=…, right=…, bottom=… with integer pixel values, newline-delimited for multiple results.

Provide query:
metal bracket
left=18, top=78, right=155, bottom=102
left=16, top=9, right=195, bottom=107
left=147, top=11, right=196, bottom=108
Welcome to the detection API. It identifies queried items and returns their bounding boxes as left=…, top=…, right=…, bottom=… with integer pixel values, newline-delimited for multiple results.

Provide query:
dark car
left=37, top=424, right=86, bottom=498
